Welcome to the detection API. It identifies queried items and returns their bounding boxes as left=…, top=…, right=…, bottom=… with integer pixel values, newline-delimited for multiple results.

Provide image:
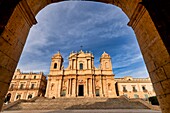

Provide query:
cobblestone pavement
left=2, top=109, right=161, bottom=113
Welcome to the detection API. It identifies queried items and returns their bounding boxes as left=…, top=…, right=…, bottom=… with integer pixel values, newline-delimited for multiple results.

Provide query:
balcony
left=143, top=89, right=148, bottom=92
left=133, top=89, right=138, bottom=92
left=123, top=89, right=128, bottom=92
left=8, top=87, right=40, bottom=91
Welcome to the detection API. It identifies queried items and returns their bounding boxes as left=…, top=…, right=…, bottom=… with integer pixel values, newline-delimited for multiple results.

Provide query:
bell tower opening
left=78, top=85, right=84, bottom=96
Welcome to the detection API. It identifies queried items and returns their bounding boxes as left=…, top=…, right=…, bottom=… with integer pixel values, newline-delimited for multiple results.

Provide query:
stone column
left=58, top=79, right=62, bottom=97
left=73, top=60, right=76, bottom=70
left=72, top=79, right=76, bottom=97
left=93, top=76, right=96, bottom=97
left=89, top=78, right=93, bottom=97
left=86, top=59, right=88, bottom=69
left=70, top=79, right=72, bottom=96
left=86, top=79, right=89, bottom=96
left=66, top=79, right=69, bottom=97
left=103, top=76, right=107, bottom=97
left=45, top=79, right=50, bottom=97
left=85, top=79, right=88, bottom=97
left=72, top=60, right=74, bottom=69
left=56, top=79, right=59, bottom=97
left=100, top=75, right=104, bottom=97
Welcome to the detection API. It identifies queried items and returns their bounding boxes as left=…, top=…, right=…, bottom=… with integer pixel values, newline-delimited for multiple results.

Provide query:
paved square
left=2, top=109, right=161, bottom=113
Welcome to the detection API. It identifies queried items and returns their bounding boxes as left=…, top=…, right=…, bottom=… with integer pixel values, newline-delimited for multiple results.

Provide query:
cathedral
left=45, top=50, right=117, bottom=98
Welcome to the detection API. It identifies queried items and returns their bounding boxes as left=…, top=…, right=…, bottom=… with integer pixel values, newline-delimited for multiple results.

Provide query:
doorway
left=78, top=85, right=84, bottom=96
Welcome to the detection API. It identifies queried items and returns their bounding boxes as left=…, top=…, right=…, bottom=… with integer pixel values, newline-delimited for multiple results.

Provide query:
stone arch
left=0, top=0, right=169, bottom=112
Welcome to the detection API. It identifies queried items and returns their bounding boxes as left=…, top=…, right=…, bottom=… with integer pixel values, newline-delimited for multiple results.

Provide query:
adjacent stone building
left=115, top=76, right=156, bottom=99
left=45, top=50, right=117, bottom=98
left=6, top=69, right=47, bottom=102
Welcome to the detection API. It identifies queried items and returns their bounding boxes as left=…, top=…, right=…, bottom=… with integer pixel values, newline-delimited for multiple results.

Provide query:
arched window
left=5, top=93, right=11, bottom=102
left=31, top=84, right=35, bottom=89
left=54, top=63, right=57, bottom=69
left=80, top=63, right=83, bottom=70
left=16, top=94, right=21, bottom=100
left=28, top=94, right=32, bottom=99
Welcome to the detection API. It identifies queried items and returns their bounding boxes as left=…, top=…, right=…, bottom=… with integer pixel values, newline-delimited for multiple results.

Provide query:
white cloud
left=115, top=66, right=149, bottom=78
left=17, top=1, right=148, bottom=79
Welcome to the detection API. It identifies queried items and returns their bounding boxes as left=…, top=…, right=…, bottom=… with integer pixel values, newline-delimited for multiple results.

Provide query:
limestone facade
left=45, top=50, right=117, bottom=98
left=45, top=51, right=156, bottom=99
left=115, top=76, right=156, bottom=99
left=6, top=69, right=47, bottom=102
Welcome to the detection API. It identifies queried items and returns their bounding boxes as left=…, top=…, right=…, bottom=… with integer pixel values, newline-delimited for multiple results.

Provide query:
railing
left=123, top=89, right=128, bottom=92
left=8, top=87, right=42, bottom=91
left=133, top=89, right=138, bottom=92
left=143, top=89, right=148, bottom=92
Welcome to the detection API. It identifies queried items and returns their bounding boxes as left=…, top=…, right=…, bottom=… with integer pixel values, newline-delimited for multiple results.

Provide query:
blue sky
left=17, top=1, right=149, bottom=78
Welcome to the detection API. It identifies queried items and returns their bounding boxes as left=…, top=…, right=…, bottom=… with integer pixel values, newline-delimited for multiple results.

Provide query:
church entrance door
left=78, top=85, right=84, bottom=96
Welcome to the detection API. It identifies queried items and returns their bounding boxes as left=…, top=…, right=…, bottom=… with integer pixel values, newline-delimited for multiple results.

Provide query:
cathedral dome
left=52, top=51, right=63, bottom=58
left=101, top=51, right=111, bottom=58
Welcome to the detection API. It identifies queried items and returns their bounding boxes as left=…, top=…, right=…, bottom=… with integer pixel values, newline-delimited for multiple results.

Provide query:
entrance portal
left=78, top=85, right=84, bottom=96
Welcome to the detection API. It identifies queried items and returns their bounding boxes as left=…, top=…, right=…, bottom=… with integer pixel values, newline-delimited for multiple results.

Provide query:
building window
left=80, top=63, right=83, bottom=70
left=16, top=94, right=21, bottom=100
left=142, top=86, right=147, bottom=92
left=132, top=86, right=137, bottom=92
left=122, top=86, right=127, bottom=92
left=20, top=84, right=24, bottom=89
left=34, top=76, right=36, bottom=79
left=14, top=76, right=17, bottom=79
left=134, top=94, right=139, bottom=98
left=28, top=94, right=32, bottom=99
left=10, top=84, right=14, bottom=89
left=31, top=84, right=35, bottom=89
left=54, top=63, right=57, bottom=69
left=96, top=89, right=100, bottom=96
left=23, top=76, right=26, bottom=79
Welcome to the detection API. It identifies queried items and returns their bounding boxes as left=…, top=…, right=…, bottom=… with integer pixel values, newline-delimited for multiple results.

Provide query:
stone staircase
left=4, top=96, right=153, bottom=111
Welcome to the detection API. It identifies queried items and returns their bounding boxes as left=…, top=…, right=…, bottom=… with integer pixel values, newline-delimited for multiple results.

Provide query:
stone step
left=5, top=97, right=149, bottom=110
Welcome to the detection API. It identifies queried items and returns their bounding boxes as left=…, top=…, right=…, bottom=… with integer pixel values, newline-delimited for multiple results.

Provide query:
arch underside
left=0, top=0, right=169, bottom=113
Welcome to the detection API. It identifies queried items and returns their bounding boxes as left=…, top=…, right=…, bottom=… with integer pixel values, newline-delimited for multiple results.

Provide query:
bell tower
left=50, top=51, right=63, bottom=70
left=100, top=51, right=112, bottom=71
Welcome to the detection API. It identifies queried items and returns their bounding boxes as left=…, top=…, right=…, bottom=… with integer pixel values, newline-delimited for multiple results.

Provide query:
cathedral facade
left=45, top=50, right=117, bottom=98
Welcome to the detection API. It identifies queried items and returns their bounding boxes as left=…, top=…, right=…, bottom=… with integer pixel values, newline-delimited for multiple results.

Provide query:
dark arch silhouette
left=0, top=1, right=169, bottom=112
